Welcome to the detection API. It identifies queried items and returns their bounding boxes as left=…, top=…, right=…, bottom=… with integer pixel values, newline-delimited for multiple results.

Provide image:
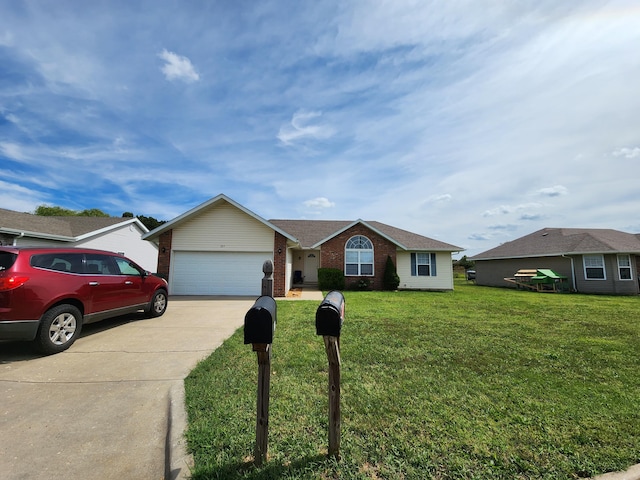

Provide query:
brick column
left=157, top=230, right=172, bottom=280
left=273, top=232, right=287, bottom=297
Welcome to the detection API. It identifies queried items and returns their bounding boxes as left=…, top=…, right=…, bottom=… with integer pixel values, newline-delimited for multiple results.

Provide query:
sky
left=1, top=0, right=639, bottom=258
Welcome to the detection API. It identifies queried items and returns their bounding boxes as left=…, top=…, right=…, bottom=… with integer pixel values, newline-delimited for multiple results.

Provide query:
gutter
left=0, top=228, right=75, bottom=243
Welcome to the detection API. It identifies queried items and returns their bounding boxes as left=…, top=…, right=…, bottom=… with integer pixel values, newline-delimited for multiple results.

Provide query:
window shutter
left=430, top=253, right=437, bottom=276
left=411, top=253, right=417, bottom=276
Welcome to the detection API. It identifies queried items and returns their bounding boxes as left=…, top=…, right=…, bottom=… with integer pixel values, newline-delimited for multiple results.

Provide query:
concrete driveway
left=0, top=297, right=254, bottom=480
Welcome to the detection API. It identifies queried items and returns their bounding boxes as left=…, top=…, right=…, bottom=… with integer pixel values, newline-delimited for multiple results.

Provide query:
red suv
left=0, top=247, right=168, bottom=354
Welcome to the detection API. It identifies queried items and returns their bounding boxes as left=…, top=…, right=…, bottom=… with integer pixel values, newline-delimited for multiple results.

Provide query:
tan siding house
left=144, top=194, right=462, bottom=296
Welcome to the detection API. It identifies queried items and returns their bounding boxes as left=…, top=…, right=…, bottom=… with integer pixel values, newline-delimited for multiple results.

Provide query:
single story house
left=142, top=194, right=462, bottom=297
left=470, top=227, right=640, bottom=295
left=0, top=208, right=158, bottom=272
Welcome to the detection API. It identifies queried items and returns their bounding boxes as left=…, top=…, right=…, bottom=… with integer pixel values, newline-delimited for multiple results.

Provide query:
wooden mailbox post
left=243, top=260, right=276, bottom=466
left=315, top=291, right=345, bottom=458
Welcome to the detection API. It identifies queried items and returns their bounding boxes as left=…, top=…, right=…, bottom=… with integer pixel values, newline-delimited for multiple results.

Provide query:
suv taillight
left=0, top=276, right=29, bottom=291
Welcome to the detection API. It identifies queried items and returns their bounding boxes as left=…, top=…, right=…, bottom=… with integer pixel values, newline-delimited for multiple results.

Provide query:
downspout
left=562, top=254, right=576, bottom=292
left=13, top=232, right=25, bottom=246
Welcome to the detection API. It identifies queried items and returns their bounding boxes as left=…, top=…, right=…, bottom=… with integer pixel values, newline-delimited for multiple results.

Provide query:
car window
left=31, top=253, right=83, bottom=273
left=84, top=254, right=118, bottom=275
left=0, top=252, right=18, bottom=271
left=114, top=257, right=142, bottom=276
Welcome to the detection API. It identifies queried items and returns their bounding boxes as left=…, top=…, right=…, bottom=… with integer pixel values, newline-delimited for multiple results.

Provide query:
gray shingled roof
left=0, top=208, right=135, bottom=239
left=269, top=219, right=462, bottom=251
left=471, top=228, right=640, bottom=260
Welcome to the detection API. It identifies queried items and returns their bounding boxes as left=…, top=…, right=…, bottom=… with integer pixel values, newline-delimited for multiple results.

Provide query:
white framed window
left=345, top=235, right=374, bottom=276
left=617, top=254, right=632, bottom=280
left=583, top=254, right=605, bottom=280
left=411, top=253, right=437, bottom=277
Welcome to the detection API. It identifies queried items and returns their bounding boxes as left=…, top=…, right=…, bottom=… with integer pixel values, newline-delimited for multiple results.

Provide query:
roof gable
left=269, top=219, right=462, bottom=252
left=471, top=227, right=640, bottom=260
left=143, top=194, right=297, bottom=242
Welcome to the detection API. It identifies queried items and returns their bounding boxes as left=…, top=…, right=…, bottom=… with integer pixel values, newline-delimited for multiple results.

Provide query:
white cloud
left=158, top=49, right=200, bottom=83
left=303, top=197, right=335, bottom=209
left=423, top=194, right=452, bottom=205
left=488, top=224, right=519, bottom=231
left=277, top=110, right=335, bottom=146
left=0, top=142, right=26, bottom=161
left=612, top=147, right=640, bottom=159
left=536, top=185, right=568, bottom=197
left=482, top=203, right=544, bottom=217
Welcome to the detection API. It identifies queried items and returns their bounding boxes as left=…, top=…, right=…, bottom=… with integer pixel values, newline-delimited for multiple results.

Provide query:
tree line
left=34, top=205, right=166, bottom=231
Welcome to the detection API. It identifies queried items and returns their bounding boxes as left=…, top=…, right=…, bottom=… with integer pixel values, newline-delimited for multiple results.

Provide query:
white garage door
left=171, top=251, right=271, bottom=295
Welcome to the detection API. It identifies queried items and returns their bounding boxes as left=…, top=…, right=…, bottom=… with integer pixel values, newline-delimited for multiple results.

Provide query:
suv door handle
left=124, top=281, right=133, bottom=285
left=89, top=281, right=100, bottom=286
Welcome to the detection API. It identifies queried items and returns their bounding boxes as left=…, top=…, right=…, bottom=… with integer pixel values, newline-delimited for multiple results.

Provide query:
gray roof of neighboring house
left=0, top=208, right=145, bottom=240
left=269, top=219, right=462, bottom=251
left=471, top=228, right=640, bottom=260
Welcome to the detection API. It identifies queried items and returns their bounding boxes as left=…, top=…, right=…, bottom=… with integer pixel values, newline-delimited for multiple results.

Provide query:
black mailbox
left=315, top=291, right=345, bottom=337
left=244, top=296, right=277, bottom=344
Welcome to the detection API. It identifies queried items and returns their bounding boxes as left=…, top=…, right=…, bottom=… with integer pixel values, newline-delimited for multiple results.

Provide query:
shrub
left=317, top=268, right=345, bottom=291
left=383, top=255, right=400, bottom=290
left=348, top=278, right=371, bottom=291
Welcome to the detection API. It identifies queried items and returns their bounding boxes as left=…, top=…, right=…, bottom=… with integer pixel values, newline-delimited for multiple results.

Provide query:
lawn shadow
left=189, top=454, right=331, bottom=480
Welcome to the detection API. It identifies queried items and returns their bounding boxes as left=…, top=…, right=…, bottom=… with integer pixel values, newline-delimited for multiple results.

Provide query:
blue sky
left=1, top=1, right=639, bottom=257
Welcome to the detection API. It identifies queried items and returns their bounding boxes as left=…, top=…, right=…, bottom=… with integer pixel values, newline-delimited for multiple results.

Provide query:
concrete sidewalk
left=0, top=297, right=254, bottom=480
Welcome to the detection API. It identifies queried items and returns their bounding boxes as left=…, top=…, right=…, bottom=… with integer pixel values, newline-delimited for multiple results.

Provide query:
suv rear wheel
left=36, top=304, right=83, bottom=355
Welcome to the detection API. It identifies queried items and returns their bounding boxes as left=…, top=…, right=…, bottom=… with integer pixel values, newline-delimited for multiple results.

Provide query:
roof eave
left=472, top=250, right=640, bottom=261
left=0, top=228, right=74, bottom=242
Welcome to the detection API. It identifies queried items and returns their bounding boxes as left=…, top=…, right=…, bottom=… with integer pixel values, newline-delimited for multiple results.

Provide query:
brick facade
left=273, top=232, right=288, bottom=297
left=157, top=230, right=172, bottom=279
left=320, top=224, right=397, bottom=290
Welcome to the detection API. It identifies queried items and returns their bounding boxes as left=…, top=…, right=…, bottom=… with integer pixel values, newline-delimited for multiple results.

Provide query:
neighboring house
left=142, top=194, right=462, bottom=297
left=470, top=227, right=640, bottom=295
left=0, top=208, right=158, bottom=272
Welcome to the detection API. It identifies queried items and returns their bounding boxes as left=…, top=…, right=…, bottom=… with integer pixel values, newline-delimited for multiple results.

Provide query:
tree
left=383, top=255, right=400, bottom=291
left=35, top=205, right=108, bottom=217
left=121, top=212, right=166, bottom=230
left=35, top=205, right=78, bottom=216
left=135, top=215, right=166, bottom=231
left=455, top=255, right=475, bottom=270
left=78, top=208, right=109, bottom=217
left=34, top=205, right=165, bottom=230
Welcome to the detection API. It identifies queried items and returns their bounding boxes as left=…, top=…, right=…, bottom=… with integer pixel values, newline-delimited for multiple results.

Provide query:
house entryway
left=304, top=251, right=319, bottom=284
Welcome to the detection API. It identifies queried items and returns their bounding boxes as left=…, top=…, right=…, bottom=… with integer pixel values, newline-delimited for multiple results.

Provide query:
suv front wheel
left=146, top=290, right=168, bottom=318
left=36, top=304, right=83, bottom=355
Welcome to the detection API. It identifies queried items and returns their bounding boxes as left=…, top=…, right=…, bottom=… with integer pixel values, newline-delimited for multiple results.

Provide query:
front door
left=304, top=251, right=319, bottom=283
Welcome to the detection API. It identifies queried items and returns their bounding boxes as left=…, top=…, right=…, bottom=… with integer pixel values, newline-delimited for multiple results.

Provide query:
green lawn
left=184, top=282, right=640, bottom=479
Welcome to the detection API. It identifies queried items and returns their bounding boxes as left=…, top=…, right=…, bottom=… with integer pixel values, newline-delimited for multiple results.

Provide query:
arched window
left=345, top=235, right=374, bottom=276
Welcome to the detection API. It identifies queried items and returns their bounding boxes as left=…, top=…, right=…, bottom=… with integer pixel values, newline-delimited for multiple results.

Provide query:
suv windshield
left=0, top=252, right=18, bottom=271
